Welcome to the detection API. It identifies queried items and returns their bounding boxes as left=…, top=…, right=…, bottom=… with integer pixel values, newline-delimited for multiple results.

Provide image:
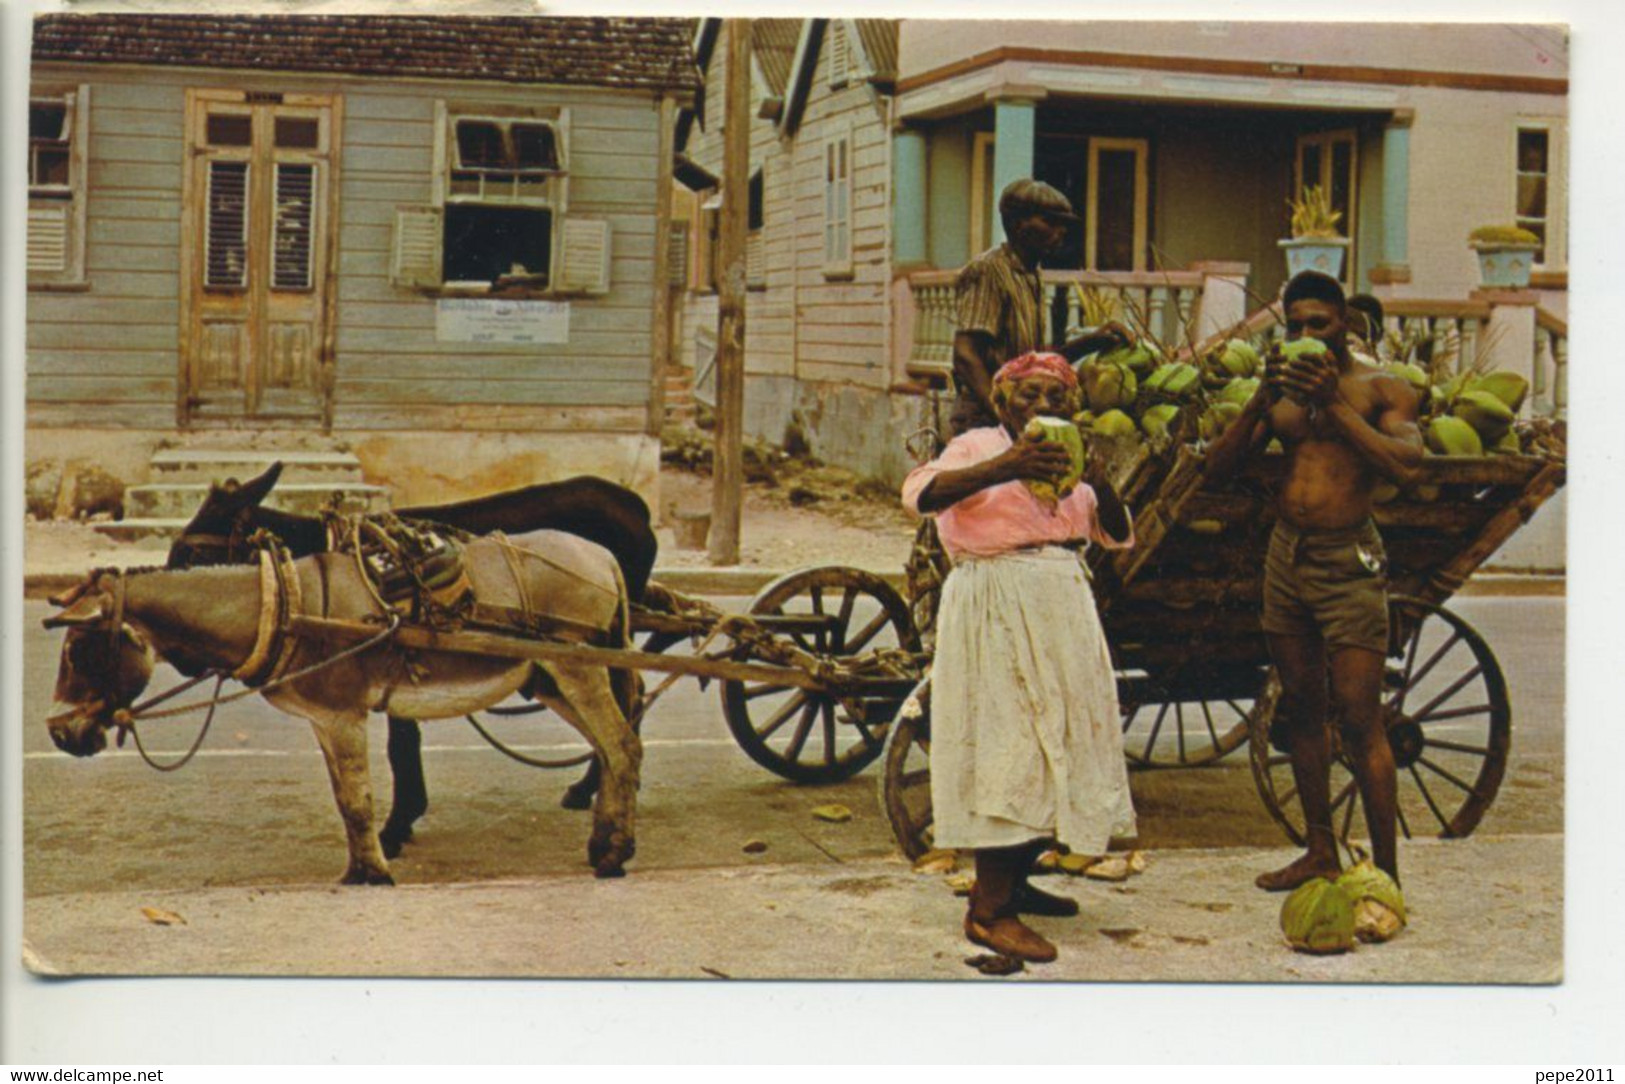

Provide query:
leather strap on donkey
left=327, top=513, right=474, bottom=626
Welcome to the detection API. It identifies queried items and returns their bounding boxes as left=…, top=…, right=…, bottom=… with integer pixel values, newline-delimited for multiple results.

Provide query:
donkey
left=45, top=529, right=642, bottom=882
left=165, top=464, right=662, bottom=853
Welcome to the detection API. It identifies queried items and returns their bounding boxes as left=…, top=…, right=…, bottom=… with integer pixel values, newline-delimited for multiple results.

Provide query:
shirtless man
left=1204, top=271, right=1424, bottom=889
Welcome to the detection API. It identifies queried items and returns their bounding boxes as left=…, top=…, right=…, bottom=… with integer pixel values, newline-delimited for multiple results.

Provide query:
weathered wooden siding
left=682, top=28, right=893, bottom=392
left=790, top=56, right=893, bottom=391
left=28, top=64, right=665, bottom=431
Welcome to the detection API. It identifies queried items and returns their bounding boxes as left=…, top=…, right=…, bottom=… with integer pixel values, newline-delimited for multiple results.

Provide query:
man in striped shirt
left=951, top=179, right=1133, bottom=435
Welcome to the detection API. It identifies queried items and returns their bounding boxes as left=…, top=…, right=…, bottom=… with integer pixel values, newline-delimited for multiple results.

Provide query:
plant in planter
left=1468, top=225, right=1542, bottom=289
left=1280, top=185, right=1350, bottom=279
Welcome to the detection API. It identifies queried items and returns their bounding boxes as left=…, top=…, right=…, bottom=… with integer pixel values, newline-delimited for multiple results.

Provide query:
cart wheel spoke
left=1175, top=702, right=1187, bottom=762
left=1408, top=763, right=1453, bottom=835
left=742, top=682, right=784, bottom=701
left=1417, top=755, right=1493, bottom=803
left=784, top=699, right=821, bottom=763
left=1415, top=704, right=1493, bottom=726
left=1200, top=701, right=1221, bottom=750
left=1409, top=665, right=1485, bottom=723
left=844, top=611, right=892, bottom=654
left=1395, top=797, right=1414, bottom=841
left=1141, top=702, right=1171, bottom=762
left=1422, top=737, right=1492, bottom=758
left=757, top=691, right=810, bottom=741
left=849, top=716, right=881, bottom=751
left=1403, top=629, right=1465, bottom=700
left=821, top=701, right=838, bottom=766
left=833, top=588, right=858, bottom=652
left=1120, top=703, right=1142, bottom=736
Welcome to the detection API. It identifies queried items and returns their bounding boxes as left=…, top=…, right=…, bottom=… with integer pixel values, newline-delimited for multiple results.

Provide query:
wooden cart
left=881, top=429, right=1566, bottom=859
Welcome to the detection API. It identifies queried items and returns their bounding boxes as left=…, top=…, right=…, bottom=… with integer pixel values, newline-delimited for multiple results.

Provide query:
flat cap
left=998, top=178, right=1079, bottom=223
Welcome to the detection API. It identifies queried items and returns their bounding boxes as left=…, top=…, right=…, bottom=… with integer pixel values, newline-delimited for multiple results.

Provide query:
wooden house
left=26, top=13, right=697, bottom=528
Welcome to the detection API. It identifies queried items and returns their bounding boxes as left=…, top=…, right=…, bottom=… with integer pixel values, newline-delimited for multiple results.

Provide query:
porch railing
left=904, top=268, right=1207, bottom=382
left=1533, top=308, right=1568, bottom=420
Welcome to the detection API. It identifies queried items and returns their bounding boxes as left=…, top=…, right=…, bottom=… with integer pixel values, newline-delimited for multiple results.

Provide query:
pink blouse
left=901, top=426, right=1135, bottom=561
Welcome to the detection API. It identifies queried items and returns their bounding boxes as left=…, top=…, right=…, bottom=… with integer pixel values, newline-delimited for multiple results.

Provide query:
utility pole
left=709, top=17, right=750, bottom=565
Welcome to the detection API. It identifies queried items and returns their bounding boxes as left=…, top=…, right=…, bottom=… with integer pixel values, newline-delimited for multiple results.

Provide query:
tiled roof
left=31, top=14, right=701, bottom=93
left=752, top=19, right=802, bottom=98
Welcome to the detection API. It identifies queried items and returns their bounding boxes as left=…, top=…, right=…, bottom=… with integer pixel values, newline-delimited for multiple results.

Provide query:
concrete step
left=148, top=448, right=366, bottom=486
left=124, top=480, right=390, bottom=522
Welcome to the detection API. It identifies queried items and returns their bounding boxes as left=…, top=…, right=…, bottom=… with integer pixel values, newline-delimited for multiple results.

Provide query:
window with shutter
left=667, top=221, right=691, bottom=288
left=27, top=85, right=89, bottom=286
left=206, top=161, right=251, bottom=290
left=421, top=103, right=572, bottom=294
left=273, top=163, right=316, bottom=290
left=746, top=168, right=766, bottom=290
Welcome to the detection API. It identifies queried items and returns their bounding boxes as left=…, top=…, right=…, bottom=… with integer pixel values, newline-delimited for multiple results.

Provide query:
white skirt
left=930, top=548, right=1137, bottom=852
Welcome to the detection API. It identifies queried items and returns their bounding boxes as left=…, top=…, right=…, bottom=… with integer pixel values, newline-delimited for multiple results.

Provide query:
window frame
left=27, top=83, right=91, bottom=289
left=1085, top=136, right=1150, bottom=273
left=1513, top=119, right=1565, bottom=272
left=1294, top=127, right=1359, bottom=289
left=431, top=100, right=572, bottom=295
left=822, top=125, right=854, bottom=279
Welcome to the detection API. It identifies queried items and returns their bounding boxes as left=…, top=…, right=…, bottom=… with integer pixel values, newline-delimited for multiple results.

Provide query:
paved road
left=21, top=594, right=1563, bottom=898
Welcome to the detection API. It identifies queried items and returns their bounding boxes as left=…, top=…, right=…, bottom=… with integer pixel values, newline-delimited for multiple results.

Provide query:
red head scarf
left=993, top=351, right=1077, bottom=389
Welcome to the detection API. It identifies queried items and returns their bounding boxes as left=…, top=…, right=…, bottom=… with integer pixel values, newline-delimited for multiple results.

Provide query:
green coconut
left=1280, top=877, right=1357, bottom=955
left=1140, top=403, right=1183, bottom=439
left=1198, top=401, right=1244, bottom=441
left=1470, top=371, right=1529, bottom=413
left=1425, top=415, right=1484, bottom=457
left=1279, top=338, right=1331, bottom=363
left=1219, top=377, right=1262, bottom=407
left=1452, top=389, right=1515, bottom=443
left=1098, top=342, right=1160, bottom=376
left=1335, top=861, right=1407, bottom=944
left=1385, top=361, right=1431, bottom=395
left=1082, top=361, right=1138, bottom=413
left=1144, top=362, right=1202, bottom=401
left=1216, top=338, right=1261, bottom=378
left=1091, top=409, right=1139, bottom=438
left=1490, top=429, right=1522, bottom=455
left=1022, top=416, right=1087, bottom=505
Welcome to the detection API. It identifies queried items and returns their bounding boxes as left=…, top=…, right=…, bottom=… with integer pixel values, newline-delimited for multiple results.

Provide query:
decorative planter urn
left=1279, top=236, right=1350, bottom=280
left=1469, top=241, right=1540, bottom=289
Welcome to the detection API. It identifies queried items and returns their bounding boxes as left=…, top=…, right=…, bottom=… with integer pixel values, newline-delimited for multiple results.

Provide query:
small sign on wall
left=435, top=298, right=571, bottom=345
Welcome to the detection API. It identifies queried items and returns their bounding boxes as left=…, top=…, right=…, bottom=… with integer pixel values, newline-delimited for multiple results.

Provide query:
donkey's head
left=43, top=572, right=156, bottom=757
left=166, top=462, right=283, bottom=568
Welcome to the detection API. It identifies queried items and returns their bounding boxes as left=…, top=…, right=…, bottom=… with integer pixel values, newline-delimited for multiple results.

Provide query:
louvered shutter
left=558, top=216, right=611, bottom=295
left=273, top=163, right=316, bottom=290
left=828, top=22, right=849, bottom=88
left=667, top=221, right=690, bottom=288
left=27, top=205, right=69, bottom=274
left=205, top=161, right=250, bottom=289
left=746, top=232, right=765, bottom=289
left=391, top=205, right=443, bottom=290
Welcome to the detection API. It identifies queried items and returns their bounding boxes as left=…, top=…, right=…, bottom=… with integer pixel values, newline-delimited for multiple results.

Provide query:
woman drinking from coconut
left=902, top=351, right=1136, bottom=964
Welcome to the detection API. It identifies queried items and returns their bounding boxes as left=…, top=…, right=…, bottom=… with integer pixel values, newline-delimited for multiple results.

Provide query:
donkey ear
left=42, top=590, right=110, bottom=630
left=235, top=462, right=283, bottom=506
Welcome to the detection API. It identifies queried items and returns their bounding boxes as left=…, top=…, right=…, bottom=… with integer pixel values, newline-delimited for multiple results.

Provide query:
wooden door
left=1295, top=128, right=1358, bottom=289
left=182, top=90, right=339, bottom=425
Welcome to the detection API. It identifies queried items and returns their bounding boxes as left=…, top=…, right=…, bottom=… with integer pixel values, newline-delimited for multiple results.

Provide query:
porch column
left=1372, top=111, right=1414, bottom=286
left=892, top=126, right=929, bottom=271
left=988, top=89, right=1042, bottom=244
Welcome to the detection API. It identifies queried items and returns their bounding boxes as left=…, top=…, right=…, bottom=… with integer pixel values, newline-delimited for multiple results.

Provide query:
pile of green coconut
left=1070, top=334, right=1546, bottom=477
left=1279, top=861, right=1408, bottom=955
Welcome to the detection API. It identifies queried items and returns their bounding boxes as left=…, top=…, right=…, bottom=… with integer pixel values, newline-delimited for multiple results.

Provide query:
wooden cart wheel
left=1119, top=683, right=1256, bottom=769
left=721, top=566, right=921, bottom=784
left=1249, top=596, right=1512, bottom=844
left=878, top=678, right=935, bottom=860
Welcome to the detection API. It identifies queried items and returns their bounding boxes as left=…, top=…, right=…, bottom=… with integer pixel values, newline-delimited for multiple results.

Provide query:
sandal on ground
left=964, top=912, right=1058, bottom=963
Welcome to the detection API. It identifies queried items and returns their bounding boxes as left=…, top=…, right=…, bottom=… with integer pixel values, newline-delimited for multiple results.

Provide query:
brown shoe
left=964, top=912, right=1058, bottom=963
